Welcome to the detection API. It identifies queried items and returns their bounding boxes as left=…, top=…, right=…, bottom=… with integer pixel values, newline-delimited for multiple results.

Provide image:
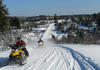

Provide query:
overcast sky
left=3, top=0, right=100, bottom=16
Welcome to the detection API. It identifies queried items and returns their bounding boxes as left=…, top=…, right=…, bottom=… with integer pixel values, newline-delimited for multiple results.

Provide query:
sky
left=3, top=0, right=100, bottom=16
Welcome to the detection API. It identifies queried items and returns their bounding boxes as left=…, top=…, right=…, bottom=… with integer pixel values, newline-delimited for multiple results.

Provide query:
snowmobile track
left=59, top=46, right=100, bottom=70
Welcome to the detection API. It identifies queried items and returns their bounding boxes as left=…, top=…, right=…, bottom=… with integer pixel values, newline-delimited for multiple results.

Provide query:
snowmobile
left=38, top=38, right=44, bottom=46
left=8, top=44, right=27, bottom=65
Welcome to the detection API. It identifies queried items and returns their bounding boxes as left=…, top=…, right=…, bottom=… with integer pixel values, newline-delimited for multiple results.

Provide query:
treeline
left=0, top=1, right=9, bottom=32
left=0, top=1, right=21, bottom=32
left=52, top=13, right=100, bottom=44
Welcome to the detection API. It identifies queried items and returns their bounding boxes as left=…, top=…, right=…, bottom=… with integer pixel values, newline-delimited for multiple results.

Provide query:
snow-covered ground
left=0, top=23, right=100, bottom=70
left=62, top=44, right=100, bottom=67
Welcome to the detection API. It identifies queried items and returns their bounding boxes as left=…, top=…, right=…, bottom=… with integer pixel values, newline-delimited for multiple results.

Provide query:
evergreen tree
left=0, top=1, right=9, bottom=32
left=92, top=13, right=97, bottom=21
left=97, top=13, right=100, bottom=27
left=54, top=13, right=57, bottom=23
left=10, top=17, right=21, bottom=29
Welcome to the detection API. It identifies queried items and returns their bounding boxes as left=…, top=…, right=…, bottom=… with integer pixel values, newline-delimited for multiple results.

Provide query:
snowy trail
left=0, top=46, right=81, bottom=70
left=0, top=46, right=98, bottom=70
left=0, top=23, right=100, bottom=70
left=59, top=46, right=100, bottom=70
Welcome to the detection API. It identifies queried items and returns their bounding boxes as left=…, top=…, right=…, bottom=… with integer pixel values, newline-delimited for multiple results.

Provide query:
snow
left=42, top=23, right=55, bottom=41
left=32, top=28, right=46, bottom=31
left=57, top=19, right=66, bottom=23
left=51, top=30, right=65, bottom=40
left=22, top=32, right=37, bottom=43
left=79, top=25, right=89, bottom=30
left=62, top=44, right=100, bottom=67
left=0, top=23, right=100, bottom=70
left=0, top=44, right=81, bottom=70
left=67, top=18, right=72, bottom=23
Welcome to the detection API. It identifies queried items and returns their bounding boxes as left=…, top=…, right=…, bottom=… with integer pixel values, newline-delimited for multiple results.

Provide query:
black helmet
left=38, top=38, right=43, bottom=43
left=17, top=37, right=21, bottom=40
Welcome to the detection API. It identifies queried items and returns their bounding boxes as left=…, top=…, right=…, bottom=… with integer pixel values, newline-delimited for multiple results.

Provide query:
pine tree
left=92, top=13, right=97, bottom=21
left=0, top=1, right=9, bottom=32
left=10, top=17, right=21, bottom=29
left=97, top=13, right=100, bottom=27
left=54, top=13, right=57, bottom=23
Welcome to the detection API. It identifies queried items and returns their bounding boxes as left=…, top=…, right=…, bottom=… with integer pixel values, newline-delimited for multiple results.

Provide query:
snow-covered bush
left=52, top=19, right=100, bottom=44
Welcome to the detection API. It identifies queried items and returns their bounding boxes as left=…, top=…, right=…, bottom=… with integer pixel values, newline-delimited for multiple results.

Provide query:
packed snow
left=0, top=23, right=100, bottom=70
left=62, top=44, right=100, bottom=67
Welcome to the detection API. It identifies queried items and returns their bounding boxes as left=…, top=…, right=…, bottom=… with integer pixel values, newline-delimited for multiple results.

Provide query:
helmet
left=38, top=38, right=43, bottom=43
left=17, top=37, right=21, bottom=40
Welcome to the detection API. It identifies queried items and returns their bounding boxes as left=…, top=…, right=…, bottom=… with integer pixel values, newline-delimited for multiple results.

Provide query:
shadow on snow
left=59, top=46, right=100, bottom=70
left=0, top=57, right=8, bottom=67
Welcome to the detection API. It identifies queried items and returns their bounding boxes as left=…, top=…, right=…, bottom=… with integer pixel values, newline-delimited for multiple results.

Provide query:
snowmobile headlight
left=38, top=42, right=43, bottom=46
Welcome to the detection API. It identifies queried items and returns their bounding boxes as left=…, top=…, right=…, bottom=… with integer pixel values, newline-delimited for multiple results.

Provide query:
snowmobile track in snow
left=59, top=46, right=100, bottom=70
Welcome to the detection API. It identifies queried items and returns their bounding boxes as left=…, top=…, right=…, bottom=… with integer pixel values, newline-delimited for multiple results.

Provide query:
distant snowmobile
left=38, top=38, right=44, bottom=46
left=8, top=44, right=27, bottom=65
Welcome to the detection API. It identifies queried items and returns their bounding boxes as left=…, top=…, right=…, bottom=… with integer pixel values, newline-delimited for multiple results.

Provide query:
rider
left=16, top=37, right=29, bottom=56
left=38, top=38, right=44, bottom=46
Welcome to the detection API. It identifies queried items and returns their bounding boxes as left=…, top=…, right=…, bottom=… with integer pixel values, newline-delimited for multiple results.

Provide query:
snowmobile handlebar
left=9, top=44, right=16, bottom=48
left=9, top=44, right=22, bottom=50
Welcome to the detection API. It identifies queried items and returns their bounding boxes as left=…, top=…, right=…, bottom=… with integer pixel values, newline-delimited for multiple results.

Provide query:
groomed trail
left=0, top=23, right=99, bottom=70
